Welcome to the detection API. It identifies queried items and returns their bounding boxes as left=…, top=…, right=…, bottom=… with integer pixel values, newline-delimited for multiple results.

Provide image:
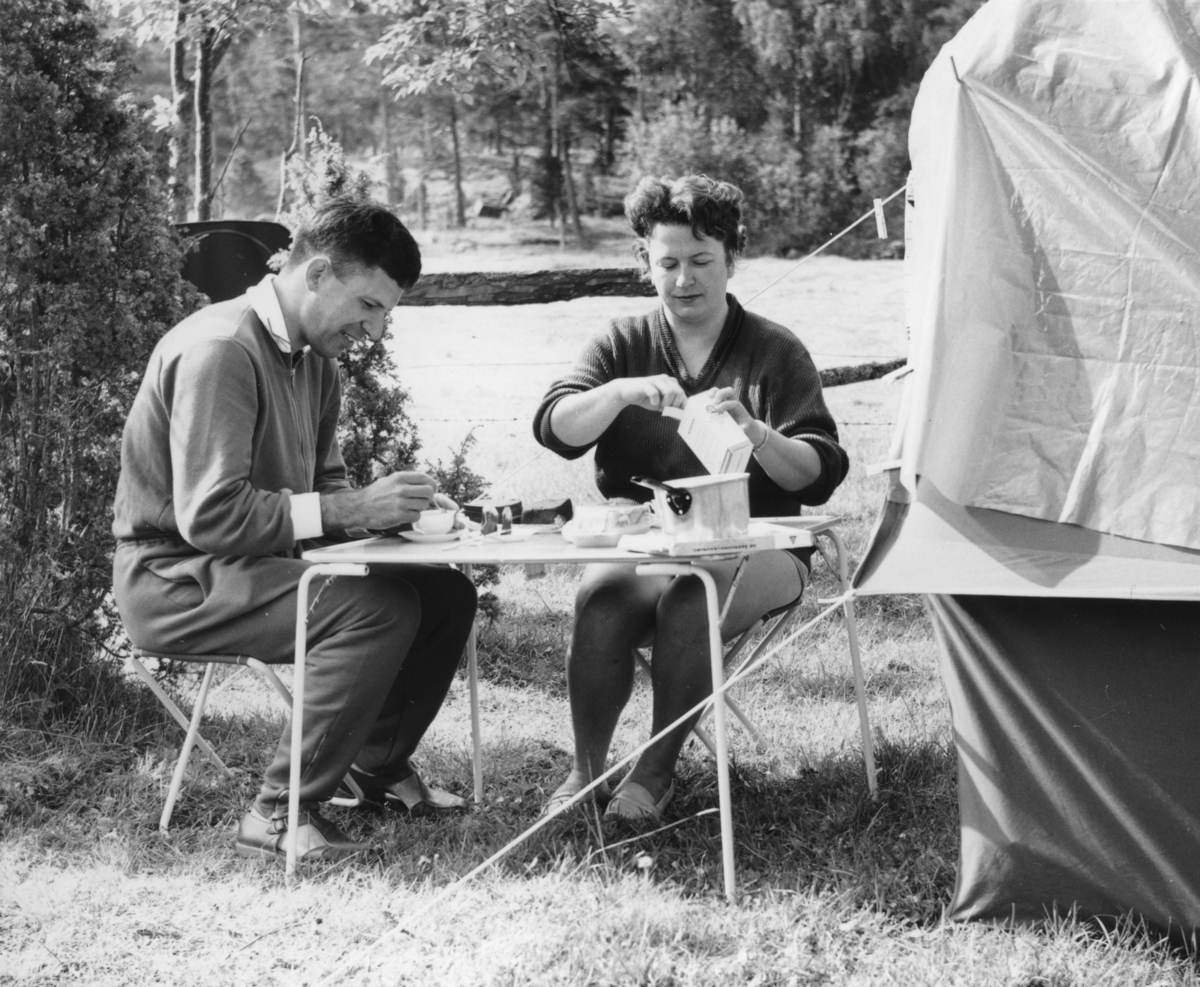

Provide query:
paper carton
left=662, top=401, right=753, bottom=475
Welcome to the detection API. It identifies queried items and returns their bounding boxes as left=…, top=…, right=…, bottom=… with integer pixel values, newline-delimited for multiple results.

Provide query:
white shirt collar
left=247, top=274, right=306, bottom=355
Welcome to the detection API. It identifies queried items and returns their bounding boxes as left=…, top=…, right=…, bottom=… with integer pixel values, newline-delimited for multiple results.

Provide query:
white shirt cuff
left=289, top=492, right=324, bottom=541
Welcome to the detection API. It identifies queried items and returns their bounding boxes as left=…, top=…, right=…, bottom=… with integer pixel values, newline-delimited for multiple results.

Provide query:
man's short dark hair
left=625, top=175, right=747, bottom=270
left=286, top=197, right=422, bottom=290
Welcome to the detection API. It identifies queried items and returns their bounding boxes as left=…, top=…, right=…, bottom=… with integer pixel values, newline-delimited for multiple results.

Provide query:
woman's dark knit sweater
left=532, top=295, right=849, bottom=517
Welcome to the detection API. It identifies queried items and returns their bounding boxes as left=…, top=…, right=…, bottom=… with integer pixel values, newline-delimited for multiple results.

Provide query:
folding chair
left=128, top=649, right=364, bottom=832
left=127, top=564, right=372, bottom=850
left=632, top=518, right=877, bottom=794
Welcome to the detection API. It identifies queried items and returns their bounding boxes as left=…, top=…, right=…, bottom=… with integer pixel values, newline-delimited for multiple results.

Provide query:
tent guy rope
left=312, top=594, right=853, bottom=986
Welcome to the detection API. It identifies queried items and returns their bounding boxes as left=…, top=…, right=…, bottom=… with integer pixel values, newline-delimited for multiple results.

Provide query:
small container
left=632, top=473, right=750, bottom=544
left=464, top=498, right=522, bottom=525
left=563, top=503, right=651, bottom=547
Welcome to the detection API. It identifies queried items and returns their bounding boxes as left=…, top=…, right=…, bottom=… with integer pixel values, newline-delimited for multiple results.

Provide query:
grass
left=3, top=229, right=1200, bottom=984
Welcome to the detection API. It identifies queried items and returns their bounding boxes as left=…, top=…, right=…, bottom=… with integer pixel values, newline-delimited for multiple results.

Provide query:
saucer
left=400, top=529, right=463, bottom=544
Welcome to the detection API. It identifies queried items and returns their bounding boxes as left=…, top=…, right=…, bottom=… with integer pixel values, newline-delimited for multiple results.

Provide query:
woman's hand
left=707, top=386, right=821, bottom=492
left=706, top=386, right=752, bottom=428
left=616, top=374, right=688, bottom=412
left=549, top=375, right=687, bottom=447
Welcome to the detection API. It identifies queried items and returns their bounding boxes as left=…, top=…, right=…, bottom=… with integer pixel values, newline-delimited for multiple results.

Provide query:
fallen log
left=819, top=357, right=906, bottom=388
left=398, top=269, right=654, bottom=306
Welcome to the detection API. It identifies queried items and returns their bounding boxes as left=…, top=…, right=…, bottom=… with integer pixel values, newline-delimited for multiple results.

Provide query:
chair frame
left=128, top=563, right=370, bottom=866
left=128, top=649, right=365, bottom=833
left=628, top=525, right=878, bottom=794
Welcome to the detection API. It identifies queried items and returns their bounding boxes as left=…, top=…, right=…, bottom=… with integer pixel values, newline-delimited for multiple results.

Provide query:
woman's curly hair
left=624, top=175, right=748, bottom=270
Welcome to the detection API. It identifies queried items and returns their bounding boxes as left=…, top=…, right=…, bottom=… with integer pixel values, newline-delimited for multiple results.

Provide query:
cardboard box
left=618, top=521, right=814, bottom=557
left=663, top=402, right=753, bottom=475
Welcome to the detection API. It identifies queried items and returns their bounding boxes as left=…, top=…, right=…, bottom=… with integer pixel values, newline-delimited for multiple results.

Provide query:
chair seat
left=133, top=648, right=261, bottom=666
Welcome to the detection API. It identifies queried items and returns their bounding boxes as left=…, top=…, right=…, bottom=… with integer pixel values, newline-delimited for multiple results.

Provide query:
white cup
left=414, top=509, right=455, bottom=535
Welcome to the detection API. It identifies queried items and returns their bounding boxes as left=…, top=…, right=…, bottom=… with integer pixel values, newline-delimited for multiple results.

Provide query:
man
left=113, top=197, right=477, bottom=860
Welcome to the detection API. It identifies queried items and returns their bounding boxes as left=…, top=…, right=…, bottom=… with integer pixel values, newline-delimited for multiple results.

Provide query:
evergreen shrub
left=0, top=0, right=195, bottom=721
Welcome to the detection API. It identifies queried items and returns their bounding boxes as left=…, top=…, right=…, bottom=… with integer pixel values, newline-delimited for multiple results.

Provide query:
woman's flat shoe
left=603, top=780, right=674, bottom=825
left=539, top=778, right=611, bottom=819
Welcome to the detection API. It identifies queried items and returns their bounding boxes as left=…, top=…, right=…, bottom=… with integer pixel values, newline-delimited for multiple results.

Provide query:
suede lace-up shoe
left=337, top=764, right=467, bottom=816
left=235, top=803, right=367, bottom=861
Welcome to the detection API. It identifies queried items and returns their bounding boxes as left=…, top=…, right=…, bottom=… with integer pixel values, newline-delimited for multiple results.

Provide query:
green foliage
left=623, top=105, right=862, bottom=253
left=273, top=122, right=421, bottom=486
left=424, top=429, right=502, bottom=621
left=615, top=0, right=769, bottom=131
left=425, top=429, right=490, bottom=507
left=0, top=0, right=194, bottom=717
left=110, top=0, right=985, bottom=251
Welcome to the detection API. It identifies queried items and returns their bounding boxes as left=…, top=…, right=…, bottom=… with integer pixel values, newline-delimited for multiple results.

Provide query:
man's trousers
left=113, top=537, right=477, bottom=811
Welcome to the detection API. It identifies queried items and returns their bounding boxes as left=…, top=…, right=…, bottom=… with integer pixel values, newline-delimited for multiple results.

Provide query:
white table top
left=301, top=515, right=840, bottom=567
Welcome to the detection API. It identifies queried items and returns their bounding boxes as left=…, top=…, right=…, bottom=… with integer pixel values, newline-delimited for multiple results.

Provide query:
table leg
left=635, top=562, right=738, bottom=903
left=464, top=563, right=484, bottom=805
left=290, top=563, right=368, bottom=879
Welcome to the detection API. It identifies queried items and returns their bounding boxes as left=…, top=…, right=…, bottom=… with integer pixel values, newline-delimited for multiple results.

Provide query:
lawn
left=2, top=223, right=1197, bottom=986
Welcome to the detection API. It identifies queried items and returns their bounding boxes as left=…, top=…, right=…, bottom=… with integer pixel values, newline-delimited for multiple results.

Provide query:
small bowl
left=413, top=509, right=455, bottom=535
left=563, top=503, right=651, bottom=545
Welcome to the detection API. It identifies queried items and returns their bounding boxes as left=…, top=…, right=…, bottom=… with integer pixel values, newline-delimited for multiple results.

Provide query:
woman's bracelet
left=750, top=421, right=770, bottom=452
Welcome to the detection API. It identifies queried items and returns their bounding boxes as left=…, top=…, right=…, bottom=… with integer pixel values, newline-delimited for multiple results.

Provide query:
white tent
left=854, top=0, right=1200, bottom=936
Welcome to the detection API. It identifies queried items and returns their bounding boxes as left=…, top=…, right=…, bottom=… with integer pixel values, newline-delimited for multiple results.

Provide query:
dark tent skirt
left=927, top=594, right=1200, bottom=940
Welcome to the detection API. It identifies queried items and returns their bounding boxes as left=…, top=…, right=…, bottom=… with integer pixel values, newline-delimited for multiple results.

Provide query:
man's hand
left=320, top=470, right=441, bottom=532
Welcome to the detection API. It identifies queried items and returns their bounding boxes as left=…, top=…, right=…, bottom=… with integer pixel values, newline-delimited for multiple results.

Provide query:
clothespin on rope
left=743, top=184, right=906, bottom=307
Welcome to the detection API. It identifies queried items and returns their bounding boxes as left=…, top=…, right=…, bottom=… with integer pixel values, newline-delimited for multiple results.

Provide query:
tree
left=368, top=0, right=629, bottom=234
left=0, top=0, right=194, bottom=712
left=612, top=0, right=769, bottom=132
left=116, top=0, right=301, bottom=220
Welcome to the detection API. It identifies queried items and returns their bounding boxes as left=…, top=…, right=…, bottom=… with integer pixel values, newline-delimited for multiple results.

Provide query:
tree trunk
left=602, top=98, right=616, bottom=174
left=293, top=7, right=307, bottom=160
left=276, top=7, right=307, bottom=218
left=169, top=1, right=192, bottom=223
left=793, top=56, right=803, bottom=149
left=379, top=71, right=398, bottom=205
left=448, top=98, right=465, bottom=227
left=537, top=68, right=556, bottom=226
left=561, top=130, right=583, bottom=238
left=193, top=28, right=214, bottom=221
left=550, top=59, right=564, bottom=248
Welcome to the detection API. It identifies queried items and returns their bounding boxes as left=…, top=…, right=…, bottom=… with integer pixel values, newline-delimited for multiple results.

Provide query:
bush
left=622, top=98, right=762, bottom=215
left=0, top=0, right=194, bottom=720
left=425, top=430, right=502, bottom=622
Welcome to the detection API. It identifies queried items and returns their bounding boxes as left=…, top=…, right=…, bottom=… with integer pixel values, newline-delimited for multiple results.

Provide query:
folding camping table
left=300, top=516, right=873, bottom=898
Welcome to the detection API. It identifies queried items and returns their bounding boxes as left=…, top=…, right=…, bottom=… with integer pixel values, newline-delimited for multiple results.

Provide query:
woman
left=532, top=175, right=849, bottom=823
